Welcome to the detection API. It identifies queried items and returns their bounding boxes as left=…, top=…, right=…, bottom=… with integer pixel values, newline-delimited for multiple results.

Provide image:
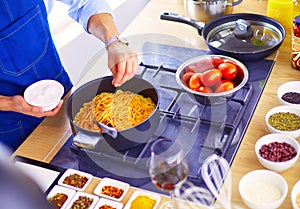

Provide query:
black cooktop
left=50, top=42, right=274, bottom=196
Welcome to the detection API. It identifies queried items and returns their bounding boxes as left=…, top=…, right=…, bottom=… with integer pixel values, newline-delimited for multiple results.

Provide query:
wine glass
left=149, top=138, right=189, bottom=209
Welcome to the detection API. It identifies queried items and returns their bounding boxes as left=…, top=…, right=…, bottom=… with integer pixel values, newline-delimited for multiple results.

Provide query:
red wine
left=150, top=162, right=189, bottom=192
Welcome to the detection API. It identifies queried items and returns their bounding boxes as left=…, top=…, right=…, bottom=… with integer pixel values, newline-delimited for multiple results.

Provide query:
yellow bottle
left=294, top=0, right=300, bottom=17
left=267, top=0, right=294, bottom=31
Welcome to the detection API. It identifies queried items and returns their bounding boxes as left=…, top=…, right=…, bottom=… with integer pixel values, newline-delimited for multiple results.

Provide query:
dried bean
left=281, top=92, right=300, bottom=104
left=268, top=112, right=300, bottom=131
left=259, top=141, right=297, bottom=162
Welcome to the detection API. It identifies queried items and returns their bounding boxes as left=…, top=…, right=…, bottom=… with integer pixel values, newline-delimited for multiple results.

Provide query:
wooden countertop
left=13, top=0, right=300, bottom=208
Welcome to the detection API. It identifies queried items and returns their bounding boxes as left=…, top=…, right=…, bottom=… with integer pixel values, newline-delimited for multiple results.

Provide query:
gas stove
left=50, top=42, right=274, bottom=196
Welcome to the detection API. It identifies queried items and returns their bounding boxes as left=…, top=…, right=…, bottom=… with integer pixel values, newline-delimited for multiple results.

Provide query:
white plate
left=93, top=198, right=123, bottom=209
left=66, top=191, right=99, bottom=209
left=123, top=190, right=161, bottom=209
left=94, top=178, right=130, bottom=202
left=291, top=180, right=300, bottom=209
left=47, top=185, right=76, bottom=209
left=14, top=161, right=60, bottom=192
left=58, top=169, right=93, bottom=191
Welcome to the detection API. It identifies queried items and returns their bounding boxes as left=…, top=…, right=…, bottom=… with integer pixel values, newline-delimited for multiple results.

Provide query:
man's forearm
left=87, top=13, right=120, bottom=43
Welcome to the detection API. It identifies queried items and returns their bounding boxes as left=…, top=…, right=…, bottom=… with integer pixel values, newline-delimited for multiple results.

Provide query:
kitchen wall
left=48, top=0, right=149, bottom=84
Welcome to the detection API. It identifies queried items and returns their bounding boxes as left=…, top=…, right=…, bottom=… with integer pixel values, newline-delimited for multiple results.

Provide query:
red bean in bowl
left=259, top=141, right=297, bottom=162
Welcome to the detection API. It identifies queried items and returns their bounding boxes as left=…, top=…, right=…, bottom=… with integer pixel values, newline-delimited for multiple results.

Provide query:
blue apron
left=0, top=0, right=73, bottom=151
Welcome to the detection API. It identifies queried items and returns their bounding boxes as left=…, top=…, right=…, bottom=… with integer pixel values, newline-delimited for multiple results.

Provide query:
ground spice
left=281, top=92, right=300, bottom=104
left=129, top=196, right=156, bottom=209
left=268, top=112, right=300, bottom=131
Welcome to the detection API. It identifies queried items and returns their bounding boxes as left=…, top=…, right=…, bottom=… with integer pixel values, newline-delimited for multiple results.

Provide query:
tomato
left=182, top=72, right=194, bottom=85
left=200, top=69, right=222, bottom=87
left=215, top=80, right=236, bottom=93
left=189, top=73, right=202, bottom=90
left=196, top=86, right=213, bottom=93
left=211, top=57, right=224, bottom=68
left=294, top=25, right=300, bottom=38
left=218, top=62, right=238, bottom=80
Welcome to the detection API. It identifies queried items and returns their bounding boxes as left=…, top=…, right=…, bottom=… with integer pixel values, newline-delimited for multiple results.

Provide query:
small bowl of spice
left=255, top=133, right=300, bottom=173
left=292, top=180, right=300, bottom=209
left=265, top=105, right=300, bottom=138
left=277, top=81, right=300, bottom=107
left=239, top=169, right=288, bottom=209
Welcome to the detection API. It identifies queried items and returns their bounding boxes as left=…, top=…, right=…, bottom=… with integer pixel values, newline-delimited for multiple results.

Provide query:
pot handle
left=72, top=132, right=103, bottom=149
left=160, top=12, right=205, bottom=35
left=226, top=0, right=243, bottom=6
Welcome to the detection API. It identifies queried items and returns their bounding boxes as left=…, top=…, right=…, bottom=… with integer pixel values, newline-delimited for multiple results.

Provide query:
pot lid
left=206, top=18, right=284, bottom=54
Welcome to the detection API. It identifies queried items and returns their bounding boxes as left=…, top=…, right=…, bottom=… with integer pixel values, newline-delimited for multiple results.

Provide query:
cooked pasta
left=73, top=90, right=156, bottom=132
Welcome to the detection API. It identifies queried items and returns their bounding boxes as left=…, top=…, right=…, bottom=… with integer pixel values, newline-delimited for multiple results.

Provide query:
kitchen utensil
left=93, top=119, right=118, bottom=139
left=174, top=180, right=215, bottom=208
left=201, top=154, right=232, bottom=209
left=160, top=12, right=285, bottom=61
left=66, top=76, right=160, bottom=152
left=184, top=0, right=243, bottom=23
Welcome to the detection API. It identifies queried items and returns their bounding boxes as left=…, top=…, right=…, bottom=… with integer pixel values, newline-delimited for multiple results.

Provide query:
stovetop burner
left=50, top=42, right=275, bottom=195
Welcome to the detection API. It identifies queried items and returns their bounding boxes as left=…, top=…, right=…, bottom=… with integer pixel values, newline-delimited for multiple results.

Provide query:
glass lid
left=206, top=19, right=283, bottom=54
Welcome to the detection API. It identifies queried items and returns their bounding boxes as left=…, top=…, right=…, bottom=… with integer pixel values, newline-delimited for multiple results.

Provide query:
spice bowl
left=292, top=180, right=300, bottom=209
left=265, top=105, right=300, bottom=138
left=277, top=81, right=300, bottom=107
left=255, top=133, right=300, bottom=173
left=239, top=169, right=288, bottom=209
left=24, top=79, right=64, bottom=111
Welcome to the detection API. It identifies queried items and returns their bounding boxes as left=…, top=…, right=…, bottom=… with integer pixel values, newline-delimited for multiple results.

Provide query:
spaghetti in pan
left=73, top=90, right=156, bottom=132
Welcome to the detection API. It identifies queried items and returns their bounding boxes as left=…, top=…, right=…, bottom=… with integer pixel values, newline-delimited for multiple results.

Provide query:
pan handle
left=160, top=12, right=205, bottom=35
left=226, top=0, right=243, bottom=6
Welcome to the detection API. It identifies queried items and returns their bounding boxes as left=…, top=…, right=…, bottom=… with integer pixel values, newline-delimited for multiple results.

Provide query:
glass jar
left=292, top=15, right=300, bottom=70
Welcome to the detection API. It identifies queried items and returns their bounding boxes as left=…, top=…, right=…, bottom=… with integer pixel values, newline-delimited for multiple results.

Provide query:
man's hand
left=107, top=41, right=138, bottom=87
left=7, top=95, right=63, bottom=118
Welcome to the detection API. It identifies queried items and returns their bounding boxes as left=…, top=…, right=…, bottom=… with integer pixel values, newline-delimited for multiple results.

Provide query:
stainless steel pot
left=184, top=0, right=243, bottom=23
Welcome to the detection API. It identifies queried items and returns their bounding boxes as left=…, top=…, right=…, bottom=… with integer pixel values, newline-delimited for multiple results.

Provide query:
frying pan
left=160, top=13, right=285, bottom=61
left=66, top=76, right=160, bottom=152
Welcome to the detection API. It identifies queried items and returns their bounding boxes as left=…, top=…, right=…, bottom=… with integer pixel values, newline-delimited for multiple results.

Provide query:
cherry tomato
left=186, top=58, right=215, bottom=73
left=200, top=69, right=222, bottom=87
left=189, top=73, right=202, bottom=90
left=182, top=72, right=194, bottom=85
left=294, top=25, right=300, bottom=37
left=215, top=80, right=236, bottom=93
left=211, top=57, right=224, bottom=68
left=218, top=62, right=238, bottom=80
left=196, top=86, right=213, bottom=93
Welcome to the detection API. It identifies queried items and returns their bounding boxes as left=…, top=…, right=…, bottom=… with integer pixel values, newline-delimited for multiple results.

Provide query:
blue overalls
left=0, top=0, right=73, bottom=151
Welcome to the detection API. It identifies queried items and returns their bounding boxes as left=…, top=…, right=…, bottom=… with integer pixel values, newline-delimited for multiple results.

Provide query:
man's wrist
left=104, top=35, right=129, bottom=49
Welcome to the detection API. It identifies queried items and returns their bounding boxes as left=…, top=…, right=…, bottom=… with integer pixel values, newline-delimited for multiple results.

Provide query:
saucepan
left=184, top=0, right=243, bottom=23
left=66, top=76, right=160, bottom=152
left=160, top=13, right=285, bottom=61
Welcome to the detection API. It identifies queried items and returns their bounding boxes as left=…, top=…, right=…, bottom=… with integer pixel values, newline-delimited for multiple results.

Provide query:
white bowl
left=65, top=191, right=99, bottom=209
left=123, top=190, right=161, bottom=209
left=265, top=105, right=300, bottom=138
left=255, top=133, right=300, bottom=172
left=58, top=169, right=93, bottom=191
left=239, top=170, right=288, bottom=209
left=291, top=180, right=300, bottom=209
left=93, top=198, right=123, bottom=209
left=277, top=81, right=300, bottom=107
left=24, top=79, right=64, bottom=111
left=93, top=177, right=130, bottom=202
left=47, top=185, right=76, bottom=209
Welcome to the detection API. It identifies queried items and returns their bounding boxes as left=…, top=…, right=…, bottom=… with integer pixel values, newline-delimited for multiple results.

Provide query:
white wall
left=48, top=0, right=149, bottom=84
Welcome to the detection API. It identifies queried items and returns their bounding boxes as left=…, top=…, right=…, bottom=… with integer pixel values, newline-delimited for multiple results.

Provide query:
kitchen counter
left=13, top=0, right=300, bottom=208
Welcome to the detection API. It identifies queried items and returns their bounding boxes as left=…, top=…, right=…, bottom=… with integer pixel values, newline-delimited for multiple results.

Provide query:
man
left=0, top=0, right=138, bottom=150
